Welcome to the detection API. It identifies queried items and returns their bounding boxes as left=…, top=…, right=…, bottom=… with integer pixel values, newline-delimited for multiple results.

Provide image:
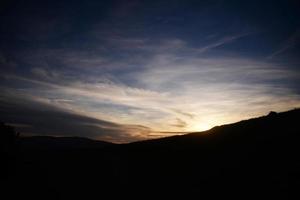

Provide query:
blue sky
left=0, top=0, right=300, bottom=142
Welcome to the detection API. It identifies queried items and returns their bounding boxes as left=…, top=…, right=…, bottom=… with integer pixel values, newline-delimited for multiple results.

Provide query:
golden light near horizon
left=188, top=120, right=216, bottom=132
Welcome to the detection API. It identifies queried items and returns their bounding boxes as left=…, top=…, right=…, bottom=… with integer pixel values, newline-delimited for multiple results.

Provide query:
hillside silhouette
left=1, top=109, right=299, bottom=199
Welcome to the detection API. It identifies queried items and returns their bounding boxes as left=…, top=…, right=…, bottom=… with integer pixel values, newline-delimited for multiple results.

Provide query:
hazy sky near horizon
left=0, top=0, right=300, bottom=143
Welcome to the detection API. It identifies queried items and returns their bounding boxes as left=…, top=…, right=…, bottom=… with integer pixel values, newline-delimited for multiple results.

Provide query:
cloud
left=0, top=92, right=153, bottom=143
left=268, top=29, right=300, bottom=59
left=1, top=0, right=299, bottom=143
left=3, top=53, right=300, bottom=135
left=1, top=35, right=300, bottom=142
left=131, top=54, right=300, bottom=130
left=195, top=32, right=255, bottom=54
left=171, top=109, right=195, bottom=119
left=171, top=118, right=187, bottom=129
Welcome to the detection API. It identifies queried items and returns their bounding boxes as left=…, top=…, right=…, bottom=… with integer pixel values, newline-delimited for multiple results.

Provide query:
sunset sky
left=0, top=0, right=300, bottom=143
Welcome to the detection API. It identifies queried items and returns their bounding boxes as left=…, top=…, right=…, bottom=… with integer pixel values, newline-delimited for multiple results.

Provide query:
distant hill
left=1, top=109, right=299, bottom=199
left=129, top=108, right=299, bottom=147
left=20, top=136, right=113, bottom=150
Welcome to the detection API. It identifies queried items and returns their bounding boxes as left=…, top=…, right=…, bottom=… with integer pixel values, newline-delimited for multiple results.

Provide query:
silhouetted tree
left=0, top=123, right=18, bottom=153
left=1, top=123, right=19, bottom=180
left=268, top=111, right=277, bottom=117
left=0, top=123, right=19, bottom=154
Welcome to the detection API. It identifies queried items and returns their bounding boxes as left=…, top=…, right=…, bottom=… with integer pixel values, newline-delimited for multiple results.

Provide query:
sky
left=0, top=0, right=300, bottom=143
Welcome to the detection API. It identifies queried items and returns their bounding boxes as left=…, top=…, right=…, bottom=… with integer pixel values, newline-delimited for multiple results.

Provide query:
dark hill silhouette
left=20, top=136, right=113, bottom=150
left=1, top=109, right=299, bottom=199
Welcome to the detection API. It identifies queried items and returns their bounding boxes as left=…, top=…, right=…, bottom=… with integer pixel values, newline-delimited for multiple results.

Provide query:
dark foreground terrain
left=1, top=109, right=299, bottom=199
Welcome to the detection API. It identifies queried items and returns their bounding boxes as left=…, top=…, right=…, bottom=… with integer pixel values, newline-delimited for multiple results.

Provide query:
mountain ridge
left=2, top=108, right=299, bottom=199
left=13, top=108, right=299, bottom=147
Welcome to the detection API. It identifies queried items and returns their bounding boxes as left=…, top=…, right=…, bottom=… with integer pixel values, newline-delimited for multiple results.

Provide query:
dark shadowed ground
left=1, top=109, right=299, bottom=199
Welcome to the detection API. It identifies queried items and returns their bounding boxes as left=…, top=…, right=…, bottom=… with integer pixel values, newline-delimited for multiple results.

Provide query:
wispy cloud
left=0, top=91, right=153, bottom=143
left=268, top=29, right=300, bottom=59
left=171, top=109, right=195, bottom=119
left=2, top=52, right=300, bottom=136
left=1, top=0, right=300, bottom=143
left=171, top=118, right=188, bottom=129
left=196, top=32, right=255, bottom=54
left=1, top=35, right=300, bottom=142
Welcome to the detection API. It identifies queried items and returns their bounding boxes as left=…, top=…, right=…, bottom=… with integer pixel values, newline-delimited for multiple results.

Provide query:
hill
left=20, top=136, right=113, bottom=150
left=1, top=109, right=299, bottom=199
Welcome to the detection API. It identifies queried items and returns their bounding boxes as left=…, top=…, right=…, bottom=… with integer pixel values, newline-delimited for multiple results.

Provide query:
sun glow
left=188, top=120, right=215, bottom=132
